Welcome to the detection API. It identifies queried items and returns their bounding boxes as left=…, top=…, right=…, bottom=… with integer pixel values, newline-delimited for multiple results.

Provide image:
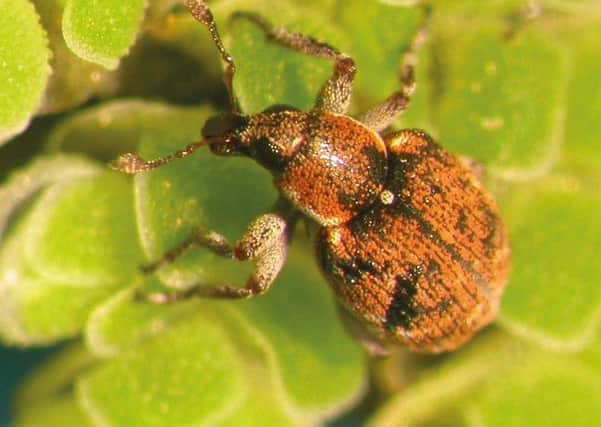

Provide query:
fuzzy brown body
left=237, top=111, right=388, bottom=226
left=234, top=111, right=509, bottom=353
left=116, top=1, right=511, bottom=355
left=317, top=130, right=510, bottom=353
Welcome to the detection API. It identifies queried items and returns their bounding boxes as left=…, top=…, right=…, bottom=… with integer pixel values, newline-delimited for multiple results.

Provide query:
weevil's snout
left=202, top=113, right=249, bottom=156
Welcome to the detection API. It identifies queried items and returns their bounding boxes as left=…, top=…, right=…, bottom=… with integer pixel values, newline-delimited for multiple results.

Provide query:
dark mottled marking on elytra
left=348, top=209, right=379, bottom=238
left=356, top=257, right=380, bottom=276
left=384, top=146, right=488, bottom=288
left=338, top=192, right=361, bottom=210
left=456, top=209, right=468, bottom=233
left=362, top=145, right=388, bottom=184
left=426, top=259, right=440, bottom=278
left=317, top=237, right=360, bottom=288
left=480, top=201, right=501, bottom=256
left=384, top=264, right=423, bottom=330
left=336, top=259, right=361, bottom=286
left=431, top=184, right=441, bottom=195
left=438, top=299, right=451, bottom=312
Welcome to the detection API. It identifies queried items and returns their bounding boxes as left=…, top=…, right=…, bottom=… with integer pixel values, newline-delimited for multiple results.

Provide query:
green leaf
left=85, top=283, right=199, bottom=358
left=368, top=331, right=601, bottom=427
left=337, top=3, right=422, bottom=105
left=13, top=344, right=96, bottom=427
left=431, top=15, right=565, bottom=177
left=91, top=297, right=311, bottom=427
left=0, top=156, right=103, bottom=344
left=25, top=172, right=144, bottom=285
left=14, top=395, right=94, bottom=427
left=561, top=18, right=601, bottom=173
left=0, top=166, right=143, bottom=344
left=33, top=0, right=117, bottom=114
left=226, top=2, right=338, bottom=113
left=497, top=176, right=601, bottom=350
left=237, top=246, right=365, bottom=413
left=62, top=0, right=148, bottom=69
left=0, top=155, right=101, bottom=240
left=77, top=314, right=246, bottom=426
left=83, top=248, right=365, bottom=422
left=469, top=358, right=601, bottom=427
left=47, top=99, right=210, bottom=161
left=0, top=0, right=50, bottom=143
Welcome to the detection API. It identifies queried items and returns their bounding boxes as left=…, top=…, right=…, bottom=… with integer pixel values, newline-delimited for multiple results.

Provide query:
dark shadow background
left=0, top=346, right=56, bottom=427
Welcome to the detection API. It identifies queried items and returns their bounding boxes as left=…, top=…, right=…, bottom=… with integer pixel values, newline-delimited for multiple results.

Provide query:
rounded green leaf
left=561, top=19, right=601, bottom=173
left=62, top=0, right=147, bottom=69
left=34, top=0, right=117, bottom=114
left=0, top=156, right=105, bottom=344
left=0, top=0, right=50, bottom=142
left=431, top=17, right=565, bottom=177
left=0, top=154, right=101, bottom=241
left=0, top=168, right=143, bottom=344
left=77, top=314, right=246, bottom=426
left=25, top=172, right=144, bottom=286
left=337, top=3, right=422, bottom=105
left=47, top=99, right=210, bottom=161
left=497, top=177, right=601, bottom=350
left=85, top=283, right=199, bottom=357
left=469, top=359, right=601, bottom=427
left=238, top=245, right=366, bottom=414
left=367, top=330, right=530, bottom=426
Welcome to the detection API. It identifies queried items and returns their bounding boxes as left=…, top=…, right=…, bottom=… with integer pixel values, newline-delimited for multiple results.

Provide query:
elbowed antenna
left=184, top=0, right=241, bottom=114
left=110, top=140, right=207, bottom=174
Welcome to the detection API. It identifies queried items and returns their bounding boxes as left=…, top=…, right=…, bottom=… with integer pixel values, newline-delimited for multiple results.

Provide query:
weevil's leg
left=141, top=228, right=233, bottom=274
left=231, top=12, right=356, bottom=114
left=141, top=213, right=288, bottom=303
left=359, top=6, right=431, bottom=132
left=111, top=141, right=207, bottom=174
left=185, top=0, right=241, bottom=113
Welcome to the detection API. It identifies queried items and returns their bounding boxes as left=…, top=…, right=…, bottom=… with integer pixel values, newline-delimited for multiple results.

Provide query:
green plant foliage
left=32, top=0, right=117, bottom=114
left=1, top=0, right=600, bottom=426
left=62, top=0, right=148, bottom=69
left=0, top=0, right=50, bottom=143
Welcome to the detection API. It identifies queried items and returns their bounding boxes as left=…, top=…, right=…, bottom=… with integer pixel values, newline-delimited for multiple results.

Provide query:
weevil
left=113, top=0, right=510, bottom=355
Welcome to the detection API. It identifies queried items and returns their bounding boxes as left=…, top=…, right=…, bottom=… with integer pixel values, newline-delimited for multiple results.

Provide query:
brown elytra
left=112, top=0, right=510, bottom=355
left=318, top=130, right=509, bottom=353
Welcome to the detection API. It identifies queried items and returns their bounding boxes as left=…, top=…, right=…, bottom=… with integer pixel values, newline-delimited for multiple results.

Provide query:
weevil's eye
left=202, top=113, right=249, bottom=156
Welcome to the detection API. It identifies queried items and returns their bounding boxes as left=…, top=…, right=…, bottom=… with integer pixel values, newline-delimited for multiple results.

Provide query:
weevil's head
left=201, top=113, right=249, bottom=156
left=201, top=108, right=306, bottom=169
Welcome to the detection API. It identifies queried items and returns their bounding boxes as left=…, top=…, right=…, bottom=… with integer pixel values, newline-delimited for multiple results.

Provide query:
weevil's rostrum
left=113, top=0, right=510, bottom=355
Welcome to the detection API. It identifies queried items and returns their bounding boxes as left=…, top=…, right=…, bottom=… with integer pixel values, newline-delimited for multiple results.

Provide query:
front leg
left=231, top=11, right=356, bottom=115
left=141, top=213, right=288, bottom=303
